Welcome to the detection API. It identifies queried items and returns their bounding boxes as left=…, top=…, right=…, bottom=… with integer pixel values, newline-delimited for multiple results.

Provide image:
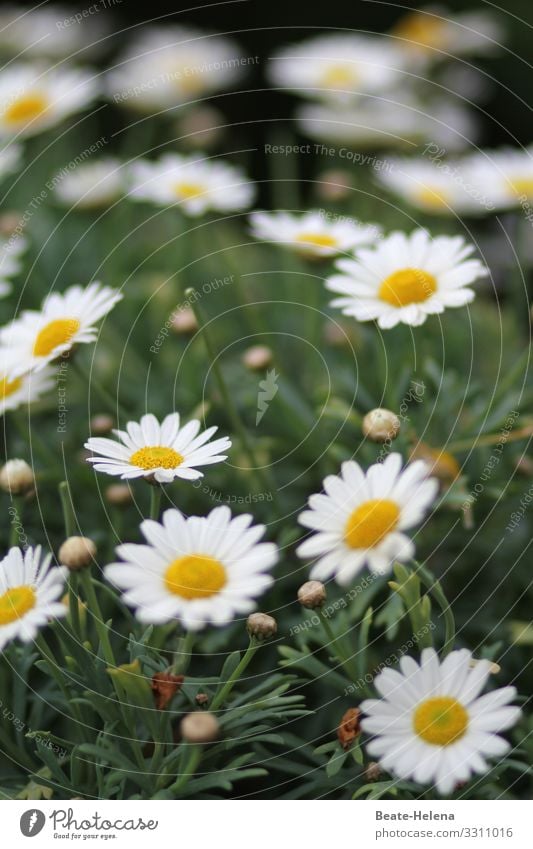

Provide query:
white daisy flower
left=297, top=453, right=438, bottom=584
left=376, top=156, right=496, bottom=216
left=105, top=506, right=277, bottom=630
left=0, top=546, right=67, bottom=651
left=249, top=210, right=379, bottom=258
left=463, top=147, right=533, bottom=210
left=0, top=63, right=98, bottom=138
left=85, top=412, right=231, bottom=484
left=0, top=234, right=26, bottom=297
left=54, top=158, right=124, bottom=209
left=0, top=144, right=22, bottom=182
left=127, top=153, right=255, bottom=216
left=326, top=229, right=489, bottom=329
left=361, top=647, right=521, bottom=795
left=0, top=281, right=122, bottom=376
left=0, top=4, right=109, bottom=59
left=0, top=365, right=54, bottom=416
left=107, top=26, right=247, bottom=112
left=268, top=34, right=405, bottom=101
left=390, top=8, right=504, bottom=62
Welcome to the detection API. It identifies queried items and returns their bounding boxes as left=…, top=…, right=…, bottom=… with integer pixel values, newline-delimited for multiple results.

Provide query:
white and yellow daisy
left=127, top=153, right=255, bottom=216
left=390, top=7, right=504, bottom=62
left=249, top=210, right=379, bottom=258
left=0, top=234, right=26, bottom=296
left=105, top=506, right=277, bottom=630
left=0, top=282, right=122, bottom=376
left=268, top=34, right=405, bottom=101
left=0, top=63, right=98, bottom=138
left=54, top=158, right=124, bottom=209
left=464, top=147, right=533, bottom=210
left=107, top=26, right=246, bottom=112
left=0, top=365, right=54, bottom=416
left=361, top=648, right=520, bottom=795
left=326, top=229, right=489, bottom=329
left=85, top=412, right=231, bottom=484
left=0, top=546, right=67, bottom=651
left=376, top=156, right=495, bottom=216
left=0, top=4, right=108, bottom=59
left=297, top=453, right=438, bottom=584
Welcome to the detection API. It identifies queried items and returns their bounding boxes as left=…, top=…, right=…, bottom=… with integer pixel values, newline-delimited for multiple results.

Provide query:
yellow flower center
left=296, top=232, right=338, bottom=249
left=393, top=13, right=446, bottom=50
left=378, top=268, right=437, bottom=307
left=344, top=498, right=400, bottom=549
left=321, top=64, right=357, bottom=88
left=416, top=187, right=450, bottom=209
left=510, top=178, right=533, bottom=198
left=4, top=92, right=49, bottom=126
left=33, top=318, right=81, bottom=357
left=0, top=585, right=36, bottom=625
left=164, top=554, right=227, bottom=600
left=0, top=374, right=22, bottom=400
left=413, top=696, right=469, bottom=746
left=130, top=446, right=184, bottom=470
left=174, top=181, right=204, bottom=199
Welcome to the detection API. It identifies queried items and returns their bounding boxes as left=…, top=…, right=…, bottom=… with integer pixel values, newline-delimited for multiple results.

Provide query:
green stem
left=318, top=608, right=359, bottom=682
left=172, top=630, right=196, bottom=675
left=446, top=425, right=533, bottom=453
left=168, top=745, right=203, bottom=795
left=59, top=481, right=77, bottom=536
left=210, top=639, right=260, bottom=711
left=34, top=632, right=85, bottom=731
left=79, top=569, right=116, bottom=667
left=8, top=496, right=23, bottom=548
left=149, top=485, right=162, bottom=520
left=415, top=562, right=456, bottom=656
left=72, top=357, right=129, bottom=421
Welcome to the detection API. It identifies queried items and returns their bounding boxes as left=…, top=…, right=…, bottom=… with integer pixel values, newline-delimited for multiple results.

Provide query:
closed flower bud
left=90, top=414, right=114, bottom=434
left=195, top=693, right=209, bottom=706
left=0, top=459, right=35, bottom=495
left=58, top=536, right=96, bottom=571
left=362, top=408, right=401, bottom=443
left=0, top=211, right=22, bottom=236
left=410, top=442, right=460, bottom=487
left=105, top=483, right=133, bottom=506
left=242, top=345, right=273, bottom=371
left=297, top=580, right=327, bottom=609
left=180, top=711, right=220, bottom=744
left=172, top=307, right=198, bottom=334
left=246, top=612, right=277, bottom=640
left=316, top=170, right=352, bottom=201
left=365, top=761, right=382, bottom=782
left=179, top=105, right=224, bottom=149
left=337, top=707, right=362, bottom=750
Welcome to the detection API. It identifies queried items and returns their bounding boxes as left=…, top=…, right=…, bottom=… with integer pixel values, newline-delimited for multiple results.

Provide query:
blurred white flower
left=0, top=143, right=21, bottom=181
left=326, top=229, right=489, bottom=329
left=0, top=234, right=26, bottom=296
left=0, top=365, right=55, bottom=416
left=0, top=4, right=109, bottom=59
left=127, top=153, right=255, bottom=216
left=268, top=34, right=406, bottom=101
left=107, top=26, right=248, bottom=112
left=250, top=210, right=379, bottom=257
left=464, top=147, right=533, bottom=209
left=389, top=7, right=505, bottom=62
left=54, top=158, right=124, bottom=209
left=0, top=63, right=98, bottom=138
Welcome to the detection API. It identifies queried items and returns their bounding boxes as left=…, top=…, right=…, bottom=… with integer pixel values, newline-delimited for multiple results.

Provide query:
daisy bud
left=297, top=580, right=327, bottom=609
left=515, top=455, right=533, bottom=476
left=179, top=105, right=224, bottom=149
left=410, top=443, right=460, bottom=487
left=90, top=414, right=114, bottom=435
left=195, top=693, right=209, bottom=706
left=0, top=211, right=22, bottom=236
left=323, top=320, right=351, bottom=347
left=180, top=711, right=220, bottom=744
left=172, top=307, right=198, bottom=334
left=151, top=671, right=184, bottom=710
left=362, top=408, right=401, bottom=443
left=365, top=761, right=382, bottom=782
left=0, top=459, right=35, bottom=495
left=337, top=707, right=362, bottom=750
left=246, top=612, right=277, bottom=640
left=242, top=345, right=273, bottom=371
left=316, top=170, right=352, bottom=201
left=58, top=536, right=96, bottom=571
left=105, top=484, right=133, bottom=507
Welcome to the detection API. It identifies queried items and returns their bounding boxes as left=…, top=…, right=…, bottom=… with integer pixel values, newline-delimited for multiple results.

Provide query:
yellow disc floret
left=0, top=585, right=36, bottom=625
left=4, top=92, right=49, bottom=126
left=344, top=499, right=400, bottom=549
left=296, top=232, right=338, bottom=249
left=130, top=446, right=184, bottom=470
left=33, top=318, right=81, bottom=357
left=379, top=268, right=437, bottom=307
left=164, top=554, right=227, bottom=600
left=413, top=696, right=469, bottom=746
left=0, top=375, right=22, bottom=400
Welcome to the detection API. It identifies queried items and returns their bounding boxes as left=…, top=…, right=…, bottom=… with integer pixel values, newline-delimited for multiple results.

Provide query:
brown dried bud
left=0, top=459, right=35, bottom=495
left=242, top=345, right=273, bottom=371
left=246, top=612, right=277, bottom=640
left=151, top=672, right=184, bottom=710
left=180, top=711, right=220, bottom=744
left=58, top=536, right=96, bottom=571
left=362, top=408, right=401, bottom=443
left=195, top=693, right=209, bottom=706
left=171, top=307, right=198, bottom=334
left=297, top=580, right=327, bottom=609
left=337, top=707, right=362, bottom=750
left=365, top=761, right=382, bottom=782
left=105, top=483, right=133, bottom=506
left=90, top=414, right=114, bottom=435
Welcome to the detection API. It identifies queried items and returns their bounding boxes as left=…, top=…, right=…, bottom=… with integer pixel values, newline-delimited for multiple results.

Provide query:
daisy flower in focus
left=390, top=7, right=504, bottom=62
left=0, top=234, right=27, bottom=296
left=0, top=282, right=122, bottom=376
left=105, top=506, right=277, bottom=630
left=54, top=158, right=124, bottom=209
left=0, top=4, right=108, bottom=59
left=85, top=412, right=231, bottom=483
left=0, top=546, right=67, bottom=651
left=0, top=365, right=55, bottom=416
left=361, top=648, right=520, bottom=795
left=0, top=63, right=98, bottom=138
left=326, top=229, right=489, bottom=329
left=268, top=35, right=405, bottom=100
left=107, top=26, right=247, bottom=112
left=297, top=453, right=438, bottom=584
left=127, top=153, right=255, bottom=216
left=249, top=210, right=379, bottom=258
